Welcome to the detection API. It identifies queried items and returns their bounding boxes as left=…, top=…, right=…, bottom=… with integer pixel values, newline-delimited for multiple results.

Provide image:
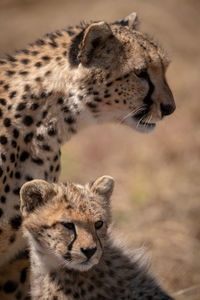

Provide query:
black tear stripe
left=138, top=70, right=154, bottom=106
left=96, top=233, right=103, bottom=250
left=67, top=228, right=77, bottom=251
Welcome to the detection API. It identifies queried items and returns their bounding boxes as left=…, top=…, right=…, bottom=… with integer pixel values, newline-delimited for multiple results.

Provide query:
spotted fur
left=0, top=12, right=175, bottom=299
left=21, top=176, right=174, bottom=300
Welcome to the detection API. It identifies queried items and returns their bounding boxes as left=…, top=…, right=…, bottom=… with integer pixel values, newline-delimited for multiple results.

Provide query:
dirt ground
left=0, top=0, right=200, bottom=299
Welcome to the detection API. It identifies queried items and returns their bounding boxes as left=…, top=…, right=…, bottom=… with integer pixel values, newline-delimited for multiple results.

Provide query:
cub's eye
left=95, top=220, right=104, bottom=230
left=61, top=222, right=75, bottom=231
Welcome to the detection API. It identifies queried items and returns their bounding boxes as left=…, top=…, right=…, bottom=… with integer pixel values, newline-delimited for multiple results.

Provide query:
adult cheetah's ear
left=113, top=12, right=139, bottom=30
left=90, top=176, right=114, bottom=199
left=78, top=22, right=113, bottom=65
left=20, top=180, right=56, bottom=217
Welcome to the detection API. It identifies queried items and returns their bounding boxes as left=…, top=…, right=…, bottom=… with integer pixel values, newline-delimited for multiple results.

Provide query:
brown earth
left=0, top=0, right=200, bottom=299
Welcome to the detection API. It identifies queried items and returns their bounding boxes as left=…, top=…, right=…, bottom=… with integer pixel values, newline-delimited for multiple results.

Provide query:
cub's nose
left=81, top=247, right=97, bottom=259
left=160, top=103, right=176, bottom=117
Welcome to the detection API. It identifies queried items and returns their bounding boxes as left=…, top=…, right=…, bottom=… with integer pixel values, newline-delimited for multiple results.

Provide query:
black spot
left=36, top=121, right=42, bottom=127
left=9, top=91, right=17, bottom=99
left=53, top=155, right=58, bottom=161
left=0, top=167, right=3, bottom=177
left=35, top=39, right=45, bottom=46
left=31, top=157, right=43, bottom=165
left=62, top=106, right=70, bottom=113
left=35, top=77, right=41, bottom=82
left=42, top=110, right=48, bottom=118
left=21, top=58, right=30, bottom=64
left=65, top=289, right=72, bottom=295
left=0, top=208, right=3, bottom=217
left=4, top=118, right=11, bottom=127
left=19, top=71, right=29, bottom=76
left=23, top=115, right=33, bottom=126
left=16, top=102, right=26, bottom=111
left=11, top=140, right=17, bottom=148
left=0, top=98, right=6, bottom=106
left=3, top=280, right=18, bottom=293
left=10, top=215, right=22, bottom=230
left=94, top=97, right=102, bottom=102
left=57, top=97, right=64, bottom=104
left=25, top=176, right=33, bottom=181
left=42, top=144, right=51, bottom=151
left=106, top=81, right=113, bottom=87
left=15, top=171, right=21, bottom=179
left=45, top=70, right=51, bottom=76
left=4, top=184, right=10, bottom=193
left=20, top=267, right=27, bottom=283
left=6, top=70, right=16, bottom=76
left=48, top=127, right=57, bottom=136
left=0, top=108, right=3, bottom=118
left=64, top=116, right=76, bottom=124
left=35, top=62, right=42, bottom=68
left=20, top=151, right=30, bottom=162
left=86, top=102, right=97, bottom=108
left=3, top=175, right=6, bottom=183
left=24, top=84, right=30, bottom=92
left=9, top=234, right=15, bottom=243
left=0, top=135, right=8, bottom=144
left=42, top=55, right=51, bottom=61
left=40, top=92, right=46, bottom=98
left=13, top=188, right=20, bottom=195
left=49, top=41, right=58, bottom=48
left=15, top=290, right=22, bottom=300
left=7, top=55, right=17, bottom=62
left=10, top=153, right=15, bottom=162
left=36, top=134, right=44, bottom=141
left=24, top=132, right=33, bottom=143
left=1, top=153, right=6, bottom=161
left=30, top=103, right=39, bottom=110
left=55, top=164, right=60, bottom=172
left=13, top=128, right=19, bottom=138
left=31, top=50, right=39, bottom=56
left=4, top=84, right=9, bottom=90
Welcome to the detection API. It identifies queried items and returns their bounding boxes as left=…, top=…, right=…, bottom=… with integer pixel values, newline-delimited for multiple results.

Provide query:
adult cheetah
left=21, top=176, right=174, bottom=299
left=0, top=12, right=175, bottom=299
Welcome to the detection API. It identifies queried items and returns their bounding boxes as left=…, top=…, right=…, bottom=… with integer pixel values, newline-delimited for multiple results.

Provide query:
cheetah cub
left=20, top=177, right=174, bottom=300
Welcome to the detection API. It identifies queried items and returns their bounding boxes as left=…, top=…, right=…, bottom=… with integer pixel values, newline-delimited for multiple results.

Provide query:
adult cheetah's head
left=69, top=12, right=175, bottom=133
left=20, top=176, right=114, bottom=272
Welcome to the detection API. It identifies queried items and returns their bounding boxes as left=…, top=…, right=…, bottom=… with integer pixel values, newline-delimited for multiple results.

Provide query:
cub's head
left=20, top=176, right=114, bottom=272
left=70, top=12, right=175, bottom=133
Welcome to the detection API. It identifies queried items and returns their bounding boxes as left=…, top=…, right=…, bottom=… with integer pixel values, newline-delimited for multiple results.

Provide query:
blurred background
left=0, top=0, right=200, bottom=299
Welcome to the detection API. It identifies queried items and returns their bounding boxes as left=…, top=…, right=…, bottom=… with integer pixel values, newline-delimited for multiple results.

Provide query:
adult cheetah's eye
left=134, top=68, right=148, bottom=79
left=95, top=220, right=104, bottom=230
left=61, top=222, right=75, bottom=231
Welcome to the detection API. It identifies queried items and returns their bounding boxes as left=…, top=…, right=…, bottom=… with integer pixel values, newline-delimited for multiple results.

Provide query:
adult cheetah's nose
left=160, top=103, right=175, bottom=117
left=81, top=247, right=97, bottom=259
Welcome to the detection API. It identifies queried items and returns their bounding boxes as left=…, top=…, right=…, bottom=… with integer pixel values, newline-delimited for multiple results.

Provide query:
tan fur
left=21, top=177, right=174, bottom=300
left=0, top=12, right=175, bottom=299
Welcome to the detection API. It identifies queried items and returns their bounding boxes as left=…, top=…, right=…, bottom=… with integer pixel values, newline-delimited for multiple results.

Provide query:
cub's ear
left=20, top=180, right=56, bottom=217
left=78, top=21, right=113, bottom=65
left=113, top=12, right=139, bottom=30
left=90, top=175, right=114, bottom=199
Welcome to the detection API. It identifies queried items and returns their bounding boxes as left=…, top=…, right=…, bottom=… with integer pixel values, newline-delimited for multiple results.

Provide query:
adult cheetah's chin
left=123, top=117, right=156, bottom=134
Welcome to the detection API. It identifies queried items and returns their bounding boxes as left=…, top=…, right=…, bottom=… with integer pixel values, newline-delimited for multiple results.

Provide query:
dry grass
left=1, top=0, right=200, bottom=299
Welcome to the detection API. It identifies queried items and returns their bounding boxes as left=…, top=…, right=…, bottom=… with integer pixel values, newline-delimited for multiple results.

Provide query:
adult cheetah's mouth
left=133, top=109, right=156, bottom=130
